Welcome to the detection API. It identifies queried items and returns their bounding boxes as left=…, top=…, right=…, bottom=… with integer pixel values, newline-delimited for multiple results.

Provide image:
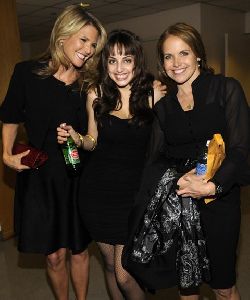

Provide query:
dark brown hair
left=94, top=29, right=154, bottom=126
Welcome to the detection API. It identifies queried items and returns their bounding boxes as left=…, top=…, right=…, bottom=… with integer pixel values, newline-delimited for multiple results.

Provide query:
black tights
left=97, top=242, right=146, bottom=300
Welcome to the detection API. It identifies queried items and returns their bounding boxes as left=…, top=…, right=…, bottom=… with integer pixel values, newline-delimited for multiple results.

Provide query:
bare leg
left=115, top=245, right=146, bottom=300
left=46, top=248, right=68, bottom=300
left=97, top=242, right=124, bottom=300
left=213, top=286, right=240, bottom=300
left=180, top=295, right=199, bottom=300
left=70, top=249, right=89, bottom=300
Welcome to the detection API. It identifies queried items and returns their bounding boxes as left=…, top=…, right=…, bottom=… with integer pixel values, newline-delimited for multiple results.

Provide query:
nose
left=172, top=56, right=180, bottom=67
left=116, top=61, right=124, bottom=73
left=84, top=43, right=92, bottom=55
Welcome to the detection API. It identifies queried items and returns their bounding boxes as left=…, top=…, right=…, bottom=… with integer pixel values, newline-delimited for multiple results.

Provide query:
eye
left=164, top=54, right=171, bottom=60
left=124, top=58, right=133, bottom=64
left=92, top=43, right=97, bottom=49
left=180, top=51, right=189, bottom=56
left=81, top=38, right=87, bottom=43
left=108, top=58, right=116, bottom=64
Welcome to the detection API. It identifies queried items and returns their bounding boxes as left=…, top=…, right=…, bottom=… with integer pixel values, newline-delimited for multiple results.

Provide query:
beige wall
left=245, top=12, right=250, bottom=33
left=106, top=3, right=201, bottom=76
left=226, top=33, right=250, bottom=105
left=201, top=4, right=244, bottom=74
left=22, top=37, right=49, bottom=60
left=0, top=0, right=21, bottom=240
left=21, top=3, right=250, bottom=101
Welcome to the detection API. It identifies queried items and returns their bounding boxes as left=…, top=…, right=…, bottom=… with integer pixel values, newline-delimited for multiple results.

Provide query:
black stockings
left=97, top=242, right=145, bottom=300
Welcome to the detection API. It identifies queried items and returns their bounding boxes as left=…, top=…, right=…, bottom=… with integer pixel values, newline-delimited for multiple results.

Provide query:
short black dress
left=0, top=61, right=90, bottom=255
left=78, top=114, right=151, bottom=245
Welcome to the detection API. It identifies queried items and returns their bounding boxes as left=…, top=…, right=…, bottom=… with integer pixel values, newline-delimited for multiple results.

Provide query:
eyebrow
left=108, top=54, right=133, bottom=58
left=163, top=49, right=191, bottom=54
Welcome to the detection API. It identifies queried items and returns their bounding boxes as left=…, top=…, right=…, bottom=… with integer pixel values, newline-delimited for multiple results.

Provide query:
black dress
left=0, top=61, right=90, bottom=255
left=78, top=114, right=151, bottom=245
left=124, top=72, right=250, bottom=289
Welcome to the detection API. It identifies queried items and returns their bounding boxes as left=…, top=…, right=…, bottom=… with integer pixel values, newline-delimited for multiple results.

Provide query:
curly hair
left=35, top=4, right=107, bottom=90
left=94, top=29, right=154, bottom=126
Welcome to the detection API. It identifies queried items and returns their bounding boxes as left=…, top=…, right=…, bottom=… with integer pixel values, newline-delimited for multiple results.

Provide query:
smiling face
left=61, top=24, right=99, bottom=68
left=162, top=34, right=200, bottom=86
left=107, top=44, right=135, bottom=88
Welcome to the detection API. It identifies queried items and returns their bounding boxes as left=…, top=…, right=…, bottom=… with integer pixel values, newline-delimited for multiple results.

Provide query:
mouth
left=172, top=68, right=186, bottom=75
left=76, top=52, right=88, bottom=61
left=114, top=74, right=129, bottom=81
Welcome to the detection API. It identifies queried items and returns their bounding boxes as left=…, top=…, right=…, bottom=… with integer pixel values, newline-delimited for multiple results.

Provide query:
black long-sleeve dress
left=123, top=72, right=250, bottom=289
left=0, top=61, right=90, bottom=255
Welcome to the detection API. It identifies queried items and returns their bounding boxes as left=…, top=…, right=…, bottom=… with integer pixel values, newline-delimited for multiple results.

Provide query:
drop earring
left=197, top=57, right=201, bottom=67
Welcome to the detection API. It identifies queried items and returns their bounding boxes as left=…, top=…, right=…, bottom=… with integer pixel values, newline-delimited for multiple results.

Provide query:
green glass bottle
left=61, top=136, right=81, bottom=175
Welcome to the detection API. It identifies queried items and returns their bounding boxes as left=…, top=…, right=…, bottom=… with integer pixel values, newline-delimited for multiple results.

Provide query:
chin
left=117, top=82, right=130, bottom=88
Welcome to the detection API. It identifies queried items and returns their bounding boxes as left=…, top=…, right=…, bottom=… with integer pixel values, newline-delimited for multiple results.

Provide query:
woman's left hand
left=153, top=80, right=167, bottom=103
left=176, top=169, right=216, bottom=199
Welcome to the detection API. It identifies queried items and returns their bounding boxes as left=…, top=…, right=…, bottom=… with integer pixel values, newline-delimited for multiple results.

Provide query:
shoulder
left=86, top=88, right=99, bottom=107
left=153, top=95, right=172, bottom=118
left=208, top=73, right=241, bottom=88
left=14, top=59, right=40, bottom=71
left=12, top=60, right=44, bottom=79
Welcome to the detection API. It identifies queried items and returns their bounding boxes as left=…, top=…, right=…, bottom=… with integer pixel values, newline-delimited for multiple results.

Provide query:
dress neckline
left=108, top=114, right=132, bottom=121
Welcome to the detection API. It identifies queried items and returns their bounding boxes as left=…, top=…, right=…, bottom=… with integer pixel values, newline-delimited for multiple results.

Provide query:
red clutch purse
left=12, top=143, right=48, bottom=169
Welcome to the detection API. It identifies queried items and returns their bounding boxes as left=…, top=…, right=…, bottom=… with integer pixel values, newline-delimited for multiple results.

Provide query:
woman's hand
left=57, top=123, right=81, bottom=147
left=176, top=169, right=216, bottom=199
left=2, top=123, right=30, bottom=172
left=153, top=80, right=167, bottom=103
left=3, top=151, right=30, bottom=172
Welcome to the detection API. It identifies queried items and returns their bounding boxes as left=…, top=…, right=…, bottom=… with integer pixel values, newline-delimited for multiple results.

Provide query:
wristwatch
left=209, top=178, right=223, bottom=196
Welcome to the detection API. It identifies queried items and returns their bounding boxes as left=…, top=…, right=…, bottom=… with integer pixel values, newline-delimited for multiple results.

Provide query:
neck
left=54, top=64, right=80, bottom=85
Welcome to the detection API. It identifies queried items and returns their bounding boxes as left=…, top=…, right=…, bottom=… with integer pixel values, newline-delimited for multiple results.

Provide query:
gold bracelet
left=85, top=134, right=97, bottom=151
left=77, top=133, right=84, bottom=148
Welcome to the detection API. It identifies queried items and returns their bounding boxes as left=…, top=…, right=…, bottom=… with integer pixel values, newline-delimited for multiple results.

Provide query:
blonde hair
left=37, top=5, right=107, bottom=90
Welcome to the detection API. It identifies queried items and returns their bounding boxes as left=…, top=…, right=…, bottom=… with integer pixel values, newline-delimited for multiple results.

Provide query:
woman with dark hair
left=57, top=29, right=165, bottom=299
left=0, top=5, right=106, bottom=300
left=123, top=23, right=249, bottom=299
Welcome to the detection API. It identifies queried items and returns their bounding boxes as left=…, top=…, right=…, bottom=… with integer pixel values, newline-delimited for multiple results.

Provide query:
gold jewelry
left=85, top=134, right=97, bottom=151
left=186, top=103, right=193, bottom=110
left=77, top=132, right=84, bottom=148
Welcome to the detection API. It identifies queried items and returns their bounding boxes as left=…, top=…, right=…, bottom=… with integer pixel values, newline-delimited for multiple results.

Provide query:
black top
left=0, top=60, right=87, bottom=147
left=150, top=72, right=250, bottom=193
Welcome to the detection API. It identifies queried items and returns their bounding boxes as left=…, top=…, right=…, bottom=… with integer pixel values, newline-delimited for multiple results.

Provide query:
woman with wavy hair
left=0, top=5, right=106, bottom=300
left=57, top=29, right=165, bottom=299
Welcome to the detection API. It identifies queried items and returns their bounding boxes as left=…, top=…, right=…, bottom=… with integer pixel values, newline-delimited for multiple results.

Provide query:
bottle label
left=69, top=149, right=80, bottom=164
left=196, top=163, right=207, bottom=175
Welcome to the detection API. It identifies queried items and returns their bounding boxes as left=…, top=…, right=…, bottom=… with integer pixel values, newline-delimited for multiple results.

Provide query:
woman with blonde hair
left=0, top=5, right=106, bottom=300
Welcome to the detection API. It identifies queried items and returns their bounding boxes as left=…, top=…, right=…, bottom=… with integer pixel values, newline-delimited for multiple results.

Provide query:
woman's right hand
left=3, top=151, right=30, bottom=172
left=57, top=123, right=81, bottom=147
